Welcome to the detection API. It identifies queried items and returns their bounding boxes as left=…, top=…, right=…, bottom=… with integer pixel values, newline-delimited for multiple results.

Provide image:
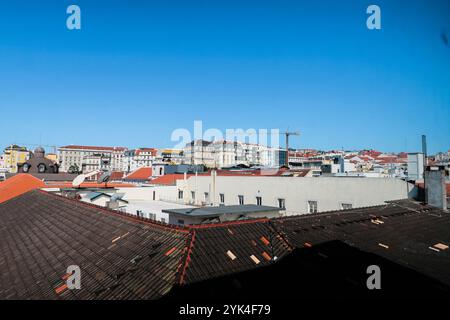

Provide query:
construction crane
left=281, top=130, right=300, bottom=167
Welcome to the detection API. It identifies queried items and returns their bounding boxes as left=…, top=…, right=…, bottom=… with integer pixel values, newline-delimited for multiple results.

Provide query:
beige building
left=58, top=145, right=127, bottom=173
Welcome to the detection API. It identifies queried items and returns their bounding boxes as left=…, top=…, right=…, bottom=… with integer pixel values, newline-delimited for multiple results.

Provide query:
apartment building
left=183, top=140, right=215, bottom=167
left=58, top=145, right=127, bottom=173
left=122, top=148, right=157, bottom=173
left=154, top=173, right=416, bottom=215
left=2, top=145, right=31, bottom=173
left=157, top=149, right=184, bottom=164
left=183, top=139, right=287, bottom=168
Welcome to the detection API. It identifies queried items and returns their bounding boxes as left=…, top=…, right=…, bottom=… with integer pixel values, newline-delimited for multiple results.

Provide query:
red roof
left=124, top=167, right=153, bottom=181
left=110, top=171, right=125, bottom=180
left=150, top=174, right=190, bottom=185
left=149, top=169, right=312, bottom=185
left=59, top=145, right=127, bottom=151
left=135, top=148, right=157, bottom=156
left=376, top=156, right=398, bottom=164
left=0, top=174, right=46, bottom=204
left=0, top=173, right=136, bottom=204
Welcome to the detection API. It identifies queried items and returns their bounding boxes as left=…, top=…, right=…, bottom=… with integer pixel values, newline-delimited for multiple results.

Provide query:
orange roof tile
left=0, top=174, right=46, bottom=204
left=124, top=167, right=153, bottom=181
left=150, top=174, right=191, bottom=185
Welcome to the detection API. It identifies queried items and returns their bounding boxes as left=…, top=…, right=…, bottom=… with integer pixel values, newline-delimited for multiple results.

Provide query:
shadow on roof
left=163, top=240, right=450, bottom=301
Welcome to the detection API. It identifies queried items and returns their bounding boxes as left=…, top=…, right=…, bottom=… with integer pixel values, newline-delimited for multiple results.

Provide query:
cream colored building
left=58, top=145, right=127, bottom=173
left=3, top=145, right=30, bottom=173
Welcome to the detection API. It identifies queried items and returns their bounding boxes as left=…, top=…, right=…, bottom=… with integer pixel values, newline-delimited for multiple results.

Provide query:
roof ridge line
left=37, top=189, right=190, bottom=234
left=267, top=220, right=295, bottom=252
left=178, top=229, right=197, bottom=286
left=188, top=218, right=270, bottom=229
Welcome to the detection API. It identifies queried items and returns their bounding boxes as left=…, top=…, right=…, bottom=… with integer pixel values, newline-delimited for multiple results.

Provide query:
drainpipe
left=422, top=135, right=428, bottom=204
left=195, top=170, right=198, bottom=205
left=211, top=169, right=216, bottom=206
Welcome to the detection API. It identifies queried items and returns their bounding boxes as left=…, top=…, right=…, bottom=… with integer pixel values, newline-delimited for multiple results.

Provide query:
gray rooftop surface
left=162, top=204, right=281, bottom=217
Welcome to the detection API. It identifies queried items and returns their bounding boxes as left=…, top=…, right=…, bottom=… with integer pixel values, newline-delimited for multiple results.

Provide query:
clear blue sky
left=0, top=0, right=449, bottom=154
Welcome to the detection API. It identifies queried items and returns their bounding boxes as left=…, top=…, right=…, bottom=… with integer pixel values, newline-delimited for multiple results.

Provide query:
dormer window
left=38, top=163, right=46, bottom=173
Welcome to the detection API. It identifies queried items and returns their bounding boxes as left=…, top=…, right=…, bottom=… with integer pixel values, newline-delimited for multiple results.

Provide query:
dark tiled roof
left=0, top=190, right=189, bottom=299
left=272, top=201, right=450, bottom=286
left=180, top=221, right=292, bottom=285
left=0, top=189, right=449, bottom=300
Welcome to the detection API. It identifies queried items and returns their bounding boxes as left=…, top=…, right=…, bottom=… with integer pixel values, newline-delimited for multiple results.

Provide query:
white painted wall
left=155, top=175, right=416, bottom=215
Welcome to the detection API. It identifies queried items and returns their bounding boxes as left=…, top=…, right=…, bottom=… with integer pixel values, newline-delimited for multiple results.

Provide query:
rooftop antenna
left=97, top=170, right=112, bottom=188
left=281, top=130, right=300, bottom=167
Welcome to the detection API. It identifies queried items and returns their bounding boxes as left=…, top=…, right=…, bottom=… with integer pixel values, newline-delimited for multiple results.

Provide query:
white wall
left=156, top=175, right=415, bottom=215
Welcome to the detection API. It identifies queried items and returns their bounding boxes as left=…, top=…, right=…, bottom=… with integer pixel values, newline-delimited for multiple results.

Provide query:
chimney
left=425, top=166, right=447, bottom=210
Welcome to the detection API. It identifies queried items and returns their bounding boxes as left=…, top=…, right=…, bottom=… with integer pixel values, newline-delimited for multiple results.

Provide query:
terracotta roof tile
left=124, top=167, right=153, bottom=181
left=0, top=174, right=45, bottom=204
left=150, top=174, right=190, bottom=185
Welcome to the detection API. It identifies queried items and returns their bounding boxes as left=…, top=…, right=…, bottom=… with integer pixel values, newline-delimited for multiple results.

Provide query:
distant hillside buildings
left=1, top=143, right=448, bottom=184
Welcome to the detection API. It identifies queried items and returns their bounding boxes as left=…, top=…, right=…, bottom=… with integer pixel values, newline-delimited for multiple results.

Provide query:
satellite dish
left=72, top=174, right=86, bottom=187
left=111, top=193, right=125, bottom=201
left=97, top=171, right=112, bottom=184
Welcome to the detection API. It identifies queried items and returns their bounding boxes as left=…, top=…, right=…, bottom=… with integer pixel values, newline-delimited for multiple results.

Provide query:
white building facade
left=58, top=145, right=127, bottom=173
left=122, top=148, right=157, bottom=173
left=153, top=174, right=416, bottom=216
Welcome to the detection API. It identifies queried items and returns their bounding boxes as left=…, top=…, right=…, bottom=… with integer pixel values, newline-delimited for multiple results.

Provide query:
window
left=177, top=219, right=185, bottom=225
left=37, top=164, right=46, bottom=173
left=22, top=163, right=30, bottom=173
left=161, top=218, right=166, bottom=224
left=178, top=190, right=183, bottom=199
left=308, top=201, right=318, bottom=213
left=204, top=192, right=209, bottom=203
left=278, top=198, right=285, bottom=209
left=341, top=203, right=353, bottom=210
left=219, top=193, right=225, bottom=204
left=256, top=196, right=262, bottom=206
left=191, top=191, right=195, bottom=200
left=153, top=191, right=156, bottom=201
left=238, top=195, right=244, bottom=205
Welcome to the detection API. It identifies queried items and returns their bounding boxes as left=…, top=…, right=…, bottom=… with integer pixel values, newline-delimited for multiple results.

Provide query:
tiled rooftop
left=0, top=190, right=449, bottom=299
left=0, top=190, right=189, bottom=299
left=180, top=220, right=291, bottom=285
left=0, top=174, right=45, bottom=204
left=272, top=200, right=450, bottom=286
left=124, top=167, right=153, bottom=181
